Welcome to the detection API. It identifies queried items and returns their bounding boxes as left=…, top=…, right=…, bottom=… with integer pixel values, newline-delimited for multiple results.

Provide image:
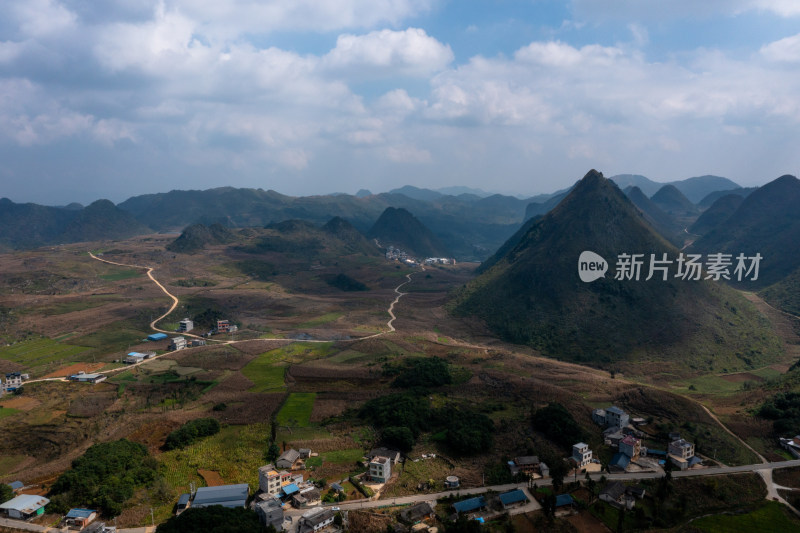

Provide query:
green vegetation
left=0, top=337, right=91, bottom=374
left=235, top=259, right=278, bottom=281
left=762, top=268, right=800, bottom=316
left=241, top=354, right=286, bottom=392
left=321, top=448, right=364, bottom=464
left=156, top=506, right=270, bottom=533
left=173, top=278, right=217, bottom=287
left=164, top=418, right=221, bottom=451
left=325, top=273, right=368, bottom=291
left=391, top=356, right=452, bottom=388
left=49, top=439, right=159, bottom=516
left=166, top=223, right=235, bottom=254
left=0, top=407, right=20, bottom=420
left=276, top=393, right=316, bottom=427
left=0, top=483, right=13, bottom=504
left=691, top=501, right=800, bottom=532
left=297, top=313, right=342, bottom=328
left=532, top=402, right=587, bottom=448
left=758, top=391, right=800, bottom=435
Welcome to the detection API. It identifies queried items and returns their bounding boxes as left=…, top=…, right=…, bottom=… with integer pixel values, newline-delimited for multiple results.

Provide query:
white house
left=369, top=456, right=392, bottom=483
left=298, top=507, right=335, bottom=532
left=572, top=442, right=592, bottom=468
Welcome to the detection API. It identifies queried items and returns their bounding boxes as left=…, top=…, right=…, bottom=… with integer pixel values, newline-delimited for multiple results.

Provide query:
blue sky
left=1, top=0, right=799, bottom=205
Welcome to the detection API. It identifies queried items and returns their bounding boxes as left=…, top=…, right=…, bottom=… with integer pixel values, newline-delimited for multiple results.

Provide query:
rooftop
left=0, top=494, right=50, bottom=513
left=499, top=489, right=527, bottom=506
left=192, top=484, right=249, bottom=508
left=66, top=508, right=96, bottom=519
left=452, top=496, right=486, bottom=513
left=555, top=494, right=574, bottom=507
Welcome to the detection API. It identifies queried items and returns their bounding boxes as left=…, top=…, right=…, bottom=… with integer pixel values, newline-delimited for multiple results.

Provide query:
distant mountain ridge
left=368, top=207, right=451, bottom=258
left=610, top=174, right=740, bottom=203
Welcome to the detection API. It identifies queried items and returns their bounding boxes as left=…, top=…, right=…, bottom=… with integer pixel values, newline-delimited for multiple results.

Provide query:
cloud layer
left=1, top=0, right=799, bottom=203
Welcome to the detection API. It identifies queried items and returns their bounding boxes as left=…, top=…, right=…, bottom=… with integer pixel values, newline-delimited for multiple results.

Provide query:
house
left=192, top=484, right=249, bottom=508
left=169, top=336, right=187, bottom=351
left=400, top=502, right=435, bottom=524
left=603, top=428, right=625, bottom=447
left=190, top=339, right=206, bottom=347
left=609, top=452, right=631, bottom=473
left=299, top=448, right=312, bottom=459
left=298, top=507, right=335, bottom=533
left=600, top=481, right=634, bottom=510
left=0, top=494, right=50, bottom=519
left=255, top=497, right=284, bottom=531
left=779, top=436, right=800, bottom=459
left=330, top=482, right=344, bottom=493
left=4, top=372, right=22, bottom=392
left=8, top=481, right=23, bottom=493
left=498, top=489, right=528, bottom=510
left=619, top=435, right=641, bottom=459
left=298, top=488, right=320, bottom=507
left=668, top=439, right=698, bottom=470
left=554, top=494, right=574, bottom=509
left=179, top=318, right=194, bottom=332
left=64, top=508, right=97, bottom=528
left=259, top=465, right=289, bottom=496
left=147, top=333, right=168, bottom=341
left=68, top=373, right=107, bottom=384
left=626, top=485, right=646, bottom=500
left=368, top=447, right=401, bottom=464
left=369, top=455, right=392, bottom=482
left=124, top=352, right=146, bottom=364
left=281, top=483, right=300, bottom=499
left=452, top=496, right=486, bottom=514
left=444, top=476, right=460, bottom=489
left=276, top=449, right=301, bottom=470
left=176, top=493, right=190, bottom=515
left=217, top=320, right=230, bottom=333
left=509, top=456, right=539, bottom=475
left=572, top=442, right=592, bottom=468
left=592, top=406, right=630, bottom=429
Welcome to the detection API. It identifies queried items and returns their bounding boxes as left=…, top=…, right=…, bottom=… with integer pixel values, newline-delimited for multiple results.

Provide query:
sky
left=1, top=0, right=799, bottom=205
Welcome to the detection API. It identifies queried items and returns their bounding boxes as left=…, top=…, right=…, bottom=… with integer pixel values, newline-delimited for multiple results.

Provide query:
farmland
left=276, top=392, right=316, bottom=427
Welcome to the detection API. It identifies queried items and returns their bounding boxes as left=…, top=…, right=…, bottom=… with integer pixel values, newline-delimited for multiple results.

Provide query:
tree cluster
left=164, top=418, right=221, bottom=450
left=49, top=439, right=158, bottom=516
left=156, top=506, right=273, bottom=533
left=392, top=357, right=452, bottom=388
left=531, top=402, right=588, bottom=449
left=758, top=391, right=800, bottom=435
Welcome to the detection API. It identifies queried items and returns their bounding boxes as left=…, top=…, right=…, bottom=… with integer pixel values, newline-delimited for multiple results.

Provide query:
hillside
left=624, top=186, right=683, bottom=245
left=368, top=207, right=451, bottom=258
left=611, top=174, right=739, bottom=202
left=690, top=174, right=800, bottom=287
left=166, top=223, right=236, bottom=253
left=0, top=198, right=151, bottom=248
left=650, top=185, right=699, bottom=218
left=698, top=187, right=756, bottom=208
left=761, top=267, right=800, bottom=317
left=321, top=216, right=381, bottom=256
left=451, top=170, right=781, bottom=372
left=689, top=194, right=744, bottom=236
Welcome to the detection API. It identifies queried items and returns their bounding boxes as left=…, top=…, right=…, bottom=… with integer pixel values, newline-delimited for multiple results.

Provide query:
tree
left=543, top=492, right=556, bottom=523
left=264, top=442, right=280, bottom=463
left=531, top=403, right=587, bottom=448
left=0, top=484, right=13, bottom=504
left=381, top=426, right=415, bottom=452
left=156, top=506, right=267, bottom=533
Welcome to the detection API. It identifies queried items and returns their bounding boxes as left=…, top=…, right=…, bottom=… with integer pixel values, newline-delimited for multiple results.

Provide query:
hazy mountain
left=166, top=223, right=236, bottom=253
left=624, top=186, right=683, bottom=244
left=368, top=207, right=451, bottom=258
left=355, top=189, right=373, bottom=198
left=611, top=174, right=740, bottom=203
left=690, top=174, right=800, bottom=287
left=525, top=191, right=570, bottom=220
left=689, top=194, right=744, bottom=236
left=650, top=185, right=699, bottom=217
left=436, top=186, right=492, bottom=197
left=452, top=170, right=779, bottom=369
left=387, top=185, right=443, bottom=202
left=698, top=187, right=756, bottom=208
left=0, top=198, right=151, bottom=248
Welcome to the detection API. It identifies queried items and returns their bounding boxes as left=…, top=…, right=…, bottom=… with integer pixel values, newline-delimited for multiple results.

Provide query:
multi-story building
left=572, top=442, right=592, bottom=468
left=369, top=456, right=392, bottom=482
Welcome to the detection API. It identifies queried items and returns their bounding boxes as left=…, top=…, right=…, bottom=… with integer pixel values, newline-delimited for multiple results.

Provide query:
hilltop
left=368, top=207, right=451, bottom=258
left=166, top=223, right=236, bottom=253
left=452, top=170, right=781, bottom=373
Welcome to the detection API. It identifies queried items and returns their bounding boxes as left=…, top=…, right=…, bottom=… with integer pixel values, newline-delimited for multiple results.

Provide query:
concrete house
left=276, top=449, right=301, bottom=470
left=593, top=406, right=630, bottom=429
left=572, top=442, right=592, bottom=468
left=668, top=439, right=700, bottom=470
left=369, top=455, right=392, bottom=483
left=0, top=494, right=50, bottom=519
left=400, top=502, right=434, bottom=524
left=4, top=372, right=22, bottom=392
left=179, top=318, right=194, bottom=332
left=259, top=465, right=285, bottom=496
left=169, top=336, right=187, bottom=351
left=619, top=435, right=641, bottom=459
left=254, top=497, right=284, bottom=531
left=600, top=481, right=635, bottom=510
left=68, top=373, right=107, bottom=384
left=368, top=447, right=401, bottom=464
left=64, top=508, right=97, bottom=529
left=498, top=489, right=528, bottom=510
left=298, top=507, right=335, bottom=533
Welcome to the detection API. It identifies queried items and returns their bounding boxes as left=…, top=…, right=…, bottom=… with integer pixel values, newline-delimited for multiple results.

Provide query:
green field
left=297, top=312, right=343, bottom=328
left=671, top=374, right=746, bottom=396
left=321, top=448, right=364, bottom=464
left=692, top=501, right=800, bottom=532
left=0, top=337, right=91, bottom=373
left=241, top=354, right=287, bottom=392
left=0, top=454, right=27, bottom=476
left=0, top=407, right=20, bottom=420
left=276, top=393, right=316, bottom=427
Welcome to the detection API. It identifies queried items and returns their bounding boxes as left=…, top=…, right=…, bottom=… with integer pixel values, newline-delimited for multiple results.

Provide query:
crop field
left=240, top=352, right=287, bottom=392
left=276, top=392, right=316, bottom=427
left=0, top=407, right=20, bottom=420
left=297, top=312, right=343, bottom=328
left=691, top=501, right=800, bottom=532
left=0, top=337, right=92, bottom=374
left=320, top=448, right=364, bottom=464
left=98, top=269, right=143, bottom=281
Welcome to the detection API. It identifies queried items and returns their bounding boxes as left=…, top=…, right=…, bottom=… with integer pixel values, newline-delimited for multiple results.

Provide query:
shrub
left=164, top=418, right=221, bottom=450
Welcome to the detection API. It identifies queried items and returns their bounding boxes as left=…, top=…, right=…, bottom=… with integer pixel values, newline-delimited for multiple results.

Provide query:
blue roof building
left=147, top=333, right=168, bottom=341
left=452, top=496, right=486, bottom=514
left=647, top=449, right=667, bottom=457
left=555, top=494, right=574, bottom=508
left=192, top=484, right=249, bottom=508
left=281, top=483, right=299, bottom=496
left=65, top=509, right=96, bottom=519
left=330, top=483, right=343, bottom=492
left=499, top=489, right=527, bottom=508
left=610, top=452, right=631, bottom=472
left=8, top=481, right=23, bottom=491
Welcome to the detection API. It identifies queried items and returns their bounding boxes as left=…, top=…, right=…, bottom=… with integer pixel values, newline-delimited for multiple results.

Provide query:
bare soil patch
left=198, top=469, right=225, bottom=487
left=0, top=396, right=40, bottom=410
left=42, top=361, right=106, bottom=378
left=719, top=372, right=764, bottom=383
left=566, top=510, right=611, bottom=532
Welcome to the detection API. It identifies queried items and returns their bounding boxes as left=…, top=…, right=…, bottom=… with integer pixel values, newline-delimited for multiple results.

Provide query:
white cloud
left=12, top=0, right=77, bottom=38
left=570, top=0, right=800, bottom=20
left=761, top=33, right=800, bottom=62
left=323, top=28, right=453, bottom=77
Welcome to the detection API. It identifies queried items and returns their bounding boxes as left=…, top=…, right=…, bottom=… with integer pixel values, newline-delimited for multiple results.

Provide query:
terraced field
left=0, top=337, right=92, bottom=376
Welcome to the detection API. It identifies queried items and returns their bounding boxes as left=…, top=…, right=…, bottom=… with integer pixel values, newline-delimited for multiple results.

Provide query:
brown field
left=198, top=469, right=225, bottom=487
left=719, top=372, right=765, bottom=383
left=42, top=361, right=106, bottom=378
left=566, top=510, right=612, bottom=532
left=0, top=396, right=40, bottom=410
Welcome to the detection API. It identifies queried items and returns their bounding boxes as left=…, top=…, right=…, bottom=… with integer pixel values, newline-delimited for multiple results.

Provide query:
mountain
left=610, top=174, right=663, bottom=197
left=166, top=223, right=236, bottom=253
left=674, top=175, right=740, bottom=204
left=0, top=198, right=151, bottom=248
left=690, top=174, right=800, bottom=287
left=355, top=189, right=372, bottom=198
left=321, top=217, right=380, bottom=256
left=689, top=194, right=744, bottom=236
left=452, top=170, right=780, bottom=370
left=761, top=266, right=800, bottom=317
left=387, top=186, right=443, bottom=202
left=368, top=207, right=451, bottom=258
left=436, top=186, right=492, bottom=197
left=524, top=191, right=570, bottom=220
left=698, top=187, right=756, bottom=208
left=624, top=186, right=683, bottom=244
left=650, top=185, right=699, bottom=217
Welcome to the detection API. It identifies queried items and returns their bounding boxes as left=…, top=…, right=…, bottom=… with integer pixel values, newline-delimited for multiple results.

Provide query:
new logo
left=578, top=251, right=608, bottom=282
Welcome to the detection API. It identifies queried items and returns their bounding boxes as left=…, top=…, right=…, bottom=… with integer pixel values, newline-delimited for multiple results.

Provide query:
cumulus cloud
left=323, top=28, right=453, bottom=78
left=761, top=33, right=800, bottom=62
